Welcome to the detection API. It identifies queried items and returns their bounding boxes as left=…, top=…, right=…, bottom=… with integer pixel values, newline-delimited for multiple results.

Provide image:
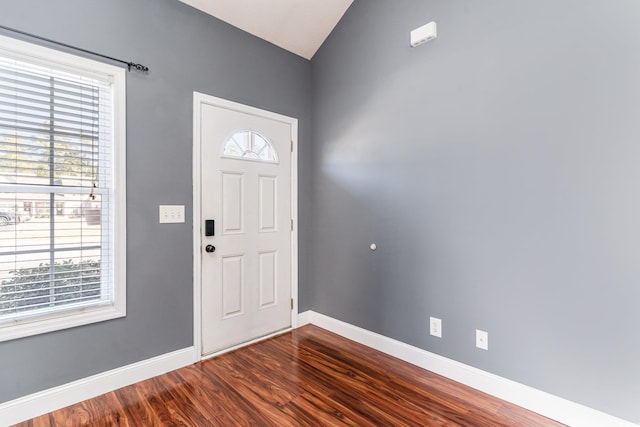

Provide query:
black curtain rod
left=0, top=24, right=149, bottom=73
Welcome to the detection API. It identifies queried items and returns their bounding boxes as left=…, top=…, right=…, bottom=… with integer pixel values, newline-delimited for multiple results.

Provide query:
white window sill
left=0, top=304, right=126, bottom=343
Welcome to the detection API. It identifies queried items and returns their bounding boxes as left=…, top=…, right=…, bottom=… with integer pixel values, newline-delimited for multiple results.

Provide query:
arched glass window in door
left=222, top=130, right=279, bottom=163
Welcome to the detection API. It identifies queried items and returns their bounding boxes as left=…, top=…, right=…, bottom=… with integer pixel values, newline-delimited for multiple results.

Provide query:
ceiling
left=179, top=0, right=353, bottom=60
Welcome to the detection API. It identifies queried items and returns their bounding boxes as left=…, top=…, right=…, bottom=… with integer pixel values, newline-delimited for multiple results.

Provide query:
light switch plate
left=159, top=205, right=185, bottom=224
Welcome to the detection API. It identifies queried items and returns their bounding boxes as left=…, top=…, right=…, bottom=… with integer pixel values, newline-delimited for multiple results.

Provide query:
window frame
left=0, top=34, right=126, bottom=342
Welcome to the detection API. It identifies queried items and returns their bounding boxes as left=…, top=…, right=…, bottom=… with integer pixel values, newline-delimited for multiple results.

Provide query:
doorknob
left=205, top=245, right=216, bottom=253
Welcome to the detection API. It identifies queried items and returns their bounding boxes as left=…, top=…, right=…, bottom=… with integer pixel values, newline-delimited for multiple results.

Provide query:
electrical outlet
left=476, top=329, right=488, bottom=350
left=430, top=317, right=442, bottom=338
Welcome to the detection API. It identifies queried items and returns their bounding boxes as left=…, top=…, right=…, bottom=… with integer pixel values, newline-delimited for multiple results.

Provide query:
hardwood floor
left=16, top=325, right=565, bottom=426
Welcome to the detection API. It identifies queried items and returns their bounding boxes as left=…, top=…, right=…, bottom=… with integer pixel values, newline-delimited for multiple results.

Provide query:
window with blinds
left=0, top=35, right=126, bottom=341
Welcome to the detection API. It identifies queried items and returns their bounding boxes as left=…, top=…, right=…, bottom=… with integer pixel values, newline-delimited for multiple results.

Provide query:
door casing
left=192, top=92, right=299, bottom=358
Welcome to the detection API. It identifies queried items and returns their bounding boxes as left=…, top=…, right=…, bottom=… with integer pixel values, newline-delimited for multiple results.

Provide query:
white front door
left=199, top=99, right=294, bottom=355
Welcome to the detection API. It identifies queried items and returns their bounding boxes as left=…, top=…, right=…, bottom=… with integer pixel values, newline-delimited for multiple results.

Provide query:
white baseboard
left=299, top=310, right=636, bottom=427
left=297, top=310, right=311, bottom=326
left=0, top=346, right=198, bottom=427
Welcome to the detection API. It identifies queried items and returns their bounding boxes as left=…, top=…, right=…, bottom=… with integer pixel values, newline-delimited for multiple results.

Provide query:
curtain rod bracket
left=127, top=62, right=149, bottom=73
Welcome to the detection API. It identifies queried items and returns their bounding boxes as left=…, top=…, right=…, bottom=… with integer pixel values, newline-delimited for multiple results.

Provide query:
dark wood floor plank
left=290, top=336, right=475, bottom=426
left=14, top=325, right=564, bottom=427
left=296, top=328, right=513, bottom=426
left=288, top=390, right=376, bottom=427
left=170, top=365, right=248, bottom=426
left=201, top=354, right=298, bottom=426
left=113, top=385, right=163, bottom=427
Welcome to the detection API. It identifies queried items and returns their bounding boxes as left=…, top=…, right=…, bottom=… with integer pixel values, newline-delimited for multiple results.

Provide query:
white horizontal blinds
left=0, top=54, right=114, bottom=322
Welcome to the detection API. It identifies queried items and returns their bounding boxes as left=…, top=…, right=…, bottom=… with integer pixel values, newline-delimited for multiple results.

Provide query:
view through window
left=0, top=35, right=125, bottom=340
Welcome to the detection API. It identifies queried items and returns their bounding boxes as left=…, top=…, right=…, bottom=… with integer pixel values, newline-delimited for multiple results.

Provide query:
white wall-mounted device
left=159, top=205, right=185, bottom=223
left=410, top=21, right=437, bottom=47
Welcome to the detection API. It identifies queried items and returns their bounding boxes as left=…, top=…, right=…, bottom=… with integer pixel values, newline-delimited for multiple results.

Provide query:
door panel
left=259, top=251, right=277, bottom=308
left=259, top=176, right=277, bottom=232
left=200, top=103, right=292, bottom=355
left=221, top=255, right=244, bottom=318
left=222, top=172, right=244, bottom=234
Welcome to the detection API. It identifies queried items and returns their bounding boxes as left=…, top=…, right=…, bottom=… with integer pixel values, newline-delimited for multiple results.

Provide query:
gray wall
left=310, top=0, right=640, bottom=422
left=0, top=0, right=311, bottom=402
left=2, top=0, right=639, bottom=423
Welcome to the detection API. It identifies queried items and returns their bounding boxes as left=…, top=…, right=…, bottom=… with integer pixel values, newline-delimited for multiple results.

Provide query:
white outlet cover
left=430, top=317, right=442, bottom=338
left=476, top=329, right=489, bottom=350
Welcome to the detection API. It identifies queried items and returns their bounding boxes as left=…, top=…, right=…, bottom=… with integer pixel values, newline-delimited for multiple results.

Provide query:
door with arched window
left=199, top=98, right=294, bottom=355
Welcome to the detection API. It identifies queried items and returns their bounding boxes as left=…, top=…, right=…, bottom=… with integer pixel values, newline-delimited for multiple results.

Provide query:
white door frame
left=192, top=92, right=299, bottom=358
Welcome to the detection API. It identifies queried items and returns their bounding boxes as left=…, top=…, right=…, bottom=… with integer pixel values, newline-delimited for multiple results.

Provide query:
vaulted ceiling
left=179, top=0, right=353, bottom=60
